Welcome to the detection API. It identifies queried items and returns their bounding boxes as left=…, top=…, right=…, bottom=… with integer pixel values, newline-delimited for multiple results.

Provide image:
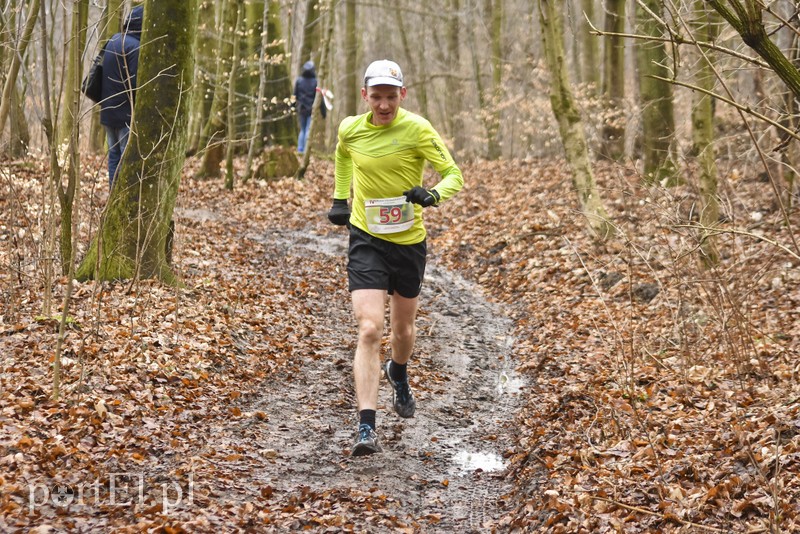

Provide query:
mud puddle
left=233, top=228, right=525, bottom=531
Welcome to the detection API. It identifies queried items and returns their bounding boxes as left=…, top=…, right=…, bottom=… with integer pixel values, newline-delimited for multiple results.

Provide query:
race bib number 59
left=365, top=196, right=415, bottom=234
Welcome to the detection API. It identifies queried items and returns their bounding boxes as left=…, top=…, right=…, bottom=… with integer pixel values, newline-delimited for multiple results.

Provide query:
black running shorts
left=347, top=225, right=427, bottom=298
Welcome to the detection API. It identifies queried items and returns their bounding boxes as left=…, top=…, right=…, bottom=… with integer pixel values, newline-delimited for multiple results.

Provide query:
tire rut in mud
left=236, top=228, right=524, bottom=530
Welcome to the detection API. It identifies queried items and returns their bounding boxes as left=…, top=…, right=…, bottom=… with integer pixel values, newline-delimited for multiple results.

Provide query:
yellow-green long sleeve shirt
left=334, top=108, right=463, bottom=245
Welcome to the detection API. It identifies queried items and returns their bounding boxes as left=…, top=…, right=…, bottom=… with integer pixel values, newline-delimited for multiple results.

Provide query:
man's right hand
left=327, top=199, right=350, bottom=226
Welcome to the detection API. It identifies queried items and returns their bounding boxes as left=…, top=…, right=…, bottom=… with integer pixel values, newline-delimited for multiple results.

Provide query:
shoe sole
left=384, top=360, right=416, bottom=418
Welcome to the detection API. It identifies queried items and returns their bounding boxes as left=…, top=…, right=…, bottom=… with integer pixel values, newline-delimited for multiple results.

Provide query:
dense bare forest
left=1, top=0, right=799, bottom=532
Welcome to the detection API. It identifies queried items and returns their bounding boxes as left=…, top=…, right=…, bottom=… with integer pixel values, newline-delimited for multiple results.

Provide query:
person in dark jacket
left=100, top=5, right=143, bottom=185
left=294, top=61, right=319, bottom=155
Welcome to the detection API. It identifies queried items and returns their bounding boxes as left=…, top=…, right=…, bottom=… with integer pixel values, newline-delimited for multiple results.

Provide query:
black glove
left=327, top=199, right=350, bottom=225
left=403, top=186, right=440, bottom=207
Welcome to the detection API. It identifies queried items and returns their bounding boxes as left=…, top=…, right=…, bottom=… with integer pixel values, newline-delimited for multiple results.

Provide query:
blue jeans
left=105, top=124, right=130, bottom=185
left=297, top=114, right=312, bottom=154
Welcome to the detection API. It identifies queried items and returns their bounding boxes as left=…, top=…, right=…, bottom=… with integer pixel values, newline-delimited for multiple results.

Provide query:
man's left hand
left=403, top=186, right=440, bottom=207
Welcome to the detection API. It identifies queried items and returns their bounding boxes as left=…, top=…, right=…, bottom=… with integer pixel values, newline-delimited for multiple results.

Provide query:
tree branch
left=649, top=74, right=800, bottom=143
left=586, top=18, right=768, bottom=69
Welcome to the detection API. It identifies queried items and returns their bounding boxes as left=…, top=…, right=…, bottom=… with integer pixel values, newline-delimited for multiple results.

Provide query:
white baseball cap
left=364, top=60, right=404, bottom=87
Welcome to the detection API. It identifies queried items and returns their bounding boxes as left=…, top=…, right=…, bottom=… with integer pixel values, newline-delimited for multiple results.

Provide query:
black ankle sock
left=359, top=409, right=376, bottom=430
left=389, top=360, right=408, bottom=383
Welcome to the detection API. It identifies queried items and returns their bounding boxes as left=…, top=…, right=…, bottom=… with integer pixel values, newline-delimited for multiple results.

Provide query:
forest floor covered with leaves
left=1, top=155, right=799, bottom=533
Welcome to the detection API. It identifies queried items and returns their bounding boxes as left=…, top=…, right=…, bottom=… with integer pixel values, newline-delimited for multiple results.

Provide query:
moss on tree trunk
left=76, top=0, right=198, bottom=284
left=636, top=0, right=677, bottom=185
left=538, top=0, right=614, bottom=240
left=261, top=0, right=296, bottom=147
left=197, top=0, right=237, bottom=179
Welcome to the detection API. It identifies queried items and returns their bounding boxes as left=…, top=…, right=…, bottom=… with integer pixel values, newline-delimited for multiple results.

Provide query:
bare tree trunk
left=0, top=2, right=10, bottom=71
left=260, top=1, right=296, bottom=147
left=197, top=0, right=236, bottom=179
left=77, top=0, right=199, bottom=283
left=344, top=0, right=358, bottom=117
left=397, top=9, right=428, bottom=117
left=298, top=0, right=319, bottom=67
left=187, top=0, right=217, bottom=156
left=445, top=0, right=464, bottom=154
left=0, top=0, right=41, bottom=136
left=296, top=0, right=333, bottom=179
left=465, top=0, right=492, bottom=159
left=39, top=0, right=57, bottom=317
left=229, top=0, right=250, bottom=143
left=225, top=0, right=244, bottom=190
left=693, top=1, right=720, bottom=267
left=600, top=0, right=625, bottom=161
left=489, top=0, right=503, bottom=159
left=244, top=0, right=265, bottom=152
left=8, top=85, right=30, bottom=158
left=53, top=0, right=87, bottom=398
left=636, top=0, right=676, bottom=184
left=244, top=0, right=271, bottom=183
left=580, top=0, right=599, bottom=94
left=538, top=0, right=614, bottom=240
left=0, top=1, right=31, bottom=158
left=54, top=0, right=87, bottom=274
left=781, top=35, right=800, bottom=209
left=57, top=0, right=88, bottom=149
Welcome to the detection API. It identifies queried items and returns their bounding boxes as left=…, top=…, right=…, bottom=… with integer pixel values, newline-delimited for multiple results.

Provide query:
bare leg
left=389, top=293, right=419, bottom=365
left=352, top=289, right=387, bottom=411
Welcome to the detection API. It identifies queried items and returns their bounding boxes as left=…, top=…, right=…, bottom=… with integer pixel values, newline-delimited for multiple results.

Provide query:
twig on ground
left=590, top=496, right=728, bottom=533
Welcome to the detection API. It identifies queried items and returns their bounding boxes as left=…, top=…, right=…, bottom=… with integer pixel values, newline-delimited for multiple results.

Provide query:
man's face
left=362, top=84, right=406, bottom=126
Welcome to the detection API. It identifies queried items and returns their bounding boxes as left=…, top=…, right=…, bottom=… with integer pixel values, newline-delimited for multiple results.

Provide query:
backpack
left=81, top=43, right=107, bottom=103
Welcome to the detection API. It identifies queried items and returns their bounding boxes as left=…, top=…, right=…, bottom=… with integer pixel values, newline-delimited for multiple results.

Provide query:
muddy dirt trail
left=210, top=228, right=525, bottom=531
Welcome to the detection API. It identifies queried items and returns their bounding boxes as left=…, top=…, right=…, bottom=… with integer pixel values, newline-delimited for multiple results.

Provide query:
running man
left=327, top=59, right=464, bottom=456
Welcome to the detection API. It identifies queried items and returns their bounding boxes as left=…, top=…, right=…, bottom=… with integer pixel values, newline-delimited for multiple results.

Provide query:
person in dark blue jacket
left=100, top=5, right=143, bottom=185
left=294, top=61, right=319, bottom=155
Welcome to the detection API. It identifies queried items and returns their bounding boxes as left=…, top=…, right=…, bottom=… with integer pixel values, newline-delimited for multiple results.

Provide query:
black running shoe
left=351, top=424, right=381, bottom=456
left=384, top=360, right=416, bottom=418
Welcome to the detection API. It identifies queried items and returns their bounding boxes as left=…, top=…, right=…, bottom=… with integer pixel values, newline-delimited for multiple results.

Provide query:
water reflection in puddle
left=453, top=450, right=506, bottom=473
left=497, top=370, right=524, bottom=395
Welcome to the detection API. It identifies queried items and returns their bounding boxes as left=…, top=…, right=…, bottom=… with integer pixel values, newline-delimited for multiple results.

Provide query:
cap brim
left=365, top=77, right=403, bottom=87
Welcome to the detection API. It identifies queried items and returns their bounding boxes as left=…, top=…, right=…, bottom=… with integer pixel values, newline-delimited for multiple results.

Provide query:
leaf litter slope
left=0, top=160, right=521, bottom=532
left=428, top=159, right=800, bottom=533
left=2, top=156, right=799, bottom=532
